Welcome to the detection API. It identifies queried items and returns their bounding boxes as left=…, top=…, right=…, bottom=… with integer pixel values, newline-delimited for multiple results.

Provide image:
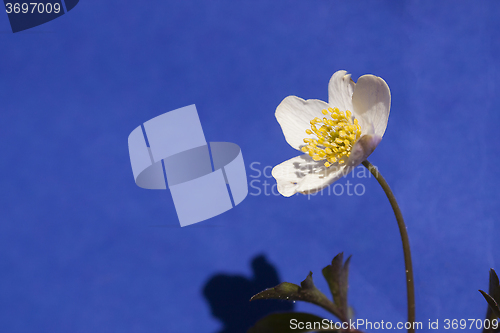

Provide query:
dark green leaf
left=250, top=272, right=342, bottom=319
left=250, top=282, right=301, bottom=301
left=479, top=290, right=500, bottom=319
left=321, top=253, right=351, bottom=319
left=247, top=312, right=338, bottom=333
left=489, top=269, right=500, bottom=305
left=490, top=269, right=500, bottom=288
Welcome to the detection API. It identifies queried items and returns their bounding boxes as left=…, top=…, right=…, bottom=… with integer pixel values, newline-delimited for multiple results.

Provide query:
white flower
left=272, top=70, right=391, bottom=197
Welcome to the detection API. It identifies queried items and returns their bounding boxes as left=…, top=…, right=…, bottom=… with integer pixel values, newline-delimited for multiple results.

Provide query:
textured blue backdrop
left=0, top=1, right=499, bottom=332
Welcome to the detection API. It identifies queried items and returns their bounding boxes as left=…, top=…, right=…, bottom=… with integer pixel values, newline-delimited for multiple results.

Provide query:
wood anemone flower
left=272, top=70, right=391, bottom=197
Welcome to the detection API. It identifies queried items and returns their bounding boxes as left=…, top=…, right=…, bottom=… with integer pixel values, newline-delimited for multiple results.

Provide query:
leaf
left=489, top=269, right=500, bottom=305
left=251, top=282, right=301, bottom=301
left=479, top=290, right=500, bottom=319
left=250, top=272, right=342, bottom=319
left=247, top=312, right=338, bottom=333
left=481, top=269, right=500, bottom=321
left=321, top=253, right=351, bottom=318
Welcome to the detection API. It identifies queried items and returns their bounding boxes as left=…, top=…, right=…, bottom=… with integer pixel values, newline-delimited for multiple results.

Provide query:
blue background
left=1, top=1, right=499, bottom=332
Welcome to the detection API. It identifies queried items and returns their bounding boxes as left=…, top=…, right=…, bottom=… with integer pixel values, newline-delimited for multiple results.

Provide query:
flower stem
left=362, top=160, right=415, bottom=333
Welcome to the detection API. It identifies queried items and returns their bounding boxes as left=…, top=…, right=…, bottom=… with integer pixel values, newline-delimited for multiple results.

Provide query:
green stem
left=362, top=160, right=415, bottom=333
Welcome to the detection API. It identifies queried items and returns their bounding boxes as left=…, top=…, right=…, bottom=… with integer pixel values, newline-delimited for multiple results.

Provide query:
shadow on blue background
left=203, top=255, right=293, bottom=333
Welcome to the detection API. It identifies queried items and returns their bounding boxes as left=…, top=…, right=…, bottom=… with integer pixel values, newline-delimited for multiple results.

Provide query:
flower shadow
left=203, top=255, right=294, bottom=333
left=291, top=154, right=344, bottom=180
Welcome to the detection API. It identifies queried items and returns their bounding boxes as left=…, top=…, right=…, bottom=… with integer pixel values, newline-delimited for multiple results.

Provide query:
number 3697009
left=5, top=3, right=61, bottom=14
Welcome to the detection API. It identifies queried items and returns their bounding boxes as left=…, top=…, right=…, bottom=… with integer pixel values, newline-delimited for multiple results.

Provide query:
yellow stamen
left=301, top=107, right=362, bottom=167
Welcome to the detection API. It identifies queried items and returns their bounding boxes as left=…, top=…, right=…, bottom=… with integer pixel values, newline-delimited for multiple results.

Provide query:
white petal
left=347, top=134, right=382, bottom=167
left=272, top=154, right=348, bottom=197
left=328, top=70, right=355, bottom=112
left=275, top=96, right=331, bottom=151
left=352, top=74, right=391, bottom=138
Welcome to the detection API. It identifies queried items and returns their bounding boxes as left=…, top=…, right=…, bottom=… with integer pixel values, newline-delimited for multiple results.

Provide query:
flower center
left=301, top=107, right=362, bottom=167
